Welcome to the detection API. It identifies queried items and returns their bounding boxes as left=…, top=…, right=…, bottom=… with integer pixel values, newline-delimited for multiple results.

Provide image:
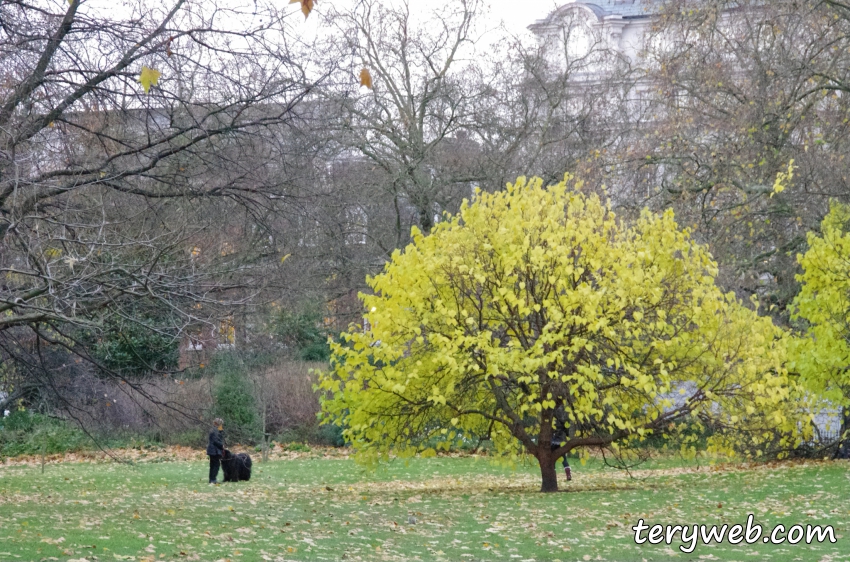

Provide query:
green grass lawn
left=0, top=453, right=848, bottom=561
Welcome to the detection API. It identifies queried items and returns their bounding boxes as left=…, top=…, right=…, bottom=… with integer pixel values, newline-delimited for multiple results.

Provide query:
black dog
left=221, top=449, right=252, bottom=482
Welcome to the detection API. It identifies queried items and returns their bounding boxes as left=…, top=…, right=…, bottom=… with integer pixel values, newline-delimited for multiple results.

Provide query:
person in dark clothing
left=551, top=427, right=572, bottom=481
left=207, top=418, right=225, bottom=484
left=551, top=405, right=572, bottom=481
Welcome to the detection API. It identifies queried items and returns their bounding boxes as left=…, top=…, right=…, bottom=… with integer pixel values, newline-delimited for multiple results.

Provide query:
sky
left=287, top=0, right=565, bottom=40
left=79, top=0, right=565, bottom=44
left=75, top=0, right=567, bottom=79
left=485, top=0, right=564, bottom=35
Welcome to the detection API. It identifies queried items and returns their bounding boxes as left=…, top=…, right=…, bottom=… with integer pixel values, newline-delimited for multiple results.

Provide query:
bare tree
left=269, top=1, right=645, bottom=336
left=624, top=0, right=850, bottom=313
left=477, top=5, right=639, bottom=193
left=0, top=0, right=316, bottom=411
left=317, top=0, right=485, bottom=242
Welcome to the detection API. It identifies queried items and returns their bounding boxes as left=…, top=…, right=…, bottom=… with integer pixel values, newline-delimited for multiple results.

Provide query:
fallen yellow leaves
left=0, top=442, right=356, bottom=467
left=2, top=456, right=848, bottom=561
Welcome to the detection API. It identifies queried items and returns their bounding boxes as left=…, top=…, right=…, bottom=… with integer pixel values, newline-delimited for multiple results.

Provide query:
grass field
left=0, top=451, right=848, bottom=561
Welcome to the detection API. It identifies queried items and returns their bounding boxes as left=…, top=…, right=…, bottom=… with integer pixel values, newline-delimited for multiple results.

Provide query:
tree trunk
left=537, top=448, right=559, bottom=493
left=838, top=406, right=850, bottom=460
left=261, top=407, right=269, bottom=463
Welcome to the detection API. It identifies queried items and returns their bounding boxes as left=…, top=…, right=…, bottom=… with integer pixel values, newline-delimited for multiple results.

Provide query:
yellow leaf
left=139, top=66, right=161, bottom=94
left=360, top=68, right=373, bottom=89
left=770, top=159, right=794, bottom=198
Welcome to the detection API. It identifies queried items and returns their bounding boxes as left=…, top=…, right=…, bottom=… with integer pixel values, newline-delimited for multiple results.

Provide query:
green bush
left=0, top=412, right=89, bottom=457
left=211, top=353, right=260, bottom=443
left=316, top=423, right=346, bottom=447
left=276, top=423, right=345, bottom=447
left=1, top=409, right=42, bottom=431
left=274, top=302, right=331, bottom=361
left=79, top=312, right=179, bottom=377
left=160, top=429, right=206, bottom=448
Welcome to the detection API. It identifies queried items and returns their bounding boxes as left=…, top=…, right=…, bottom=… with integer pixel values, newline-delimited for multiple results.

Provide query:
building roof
left=587, top=0, right=666, bottom=18
left=530, top=0, right=666, bottom=29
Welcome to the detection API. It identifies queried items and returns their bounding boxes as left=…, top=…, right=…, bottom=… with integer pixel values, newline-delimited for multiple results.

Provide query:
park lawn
left=0, top=453, right=848, bottom=562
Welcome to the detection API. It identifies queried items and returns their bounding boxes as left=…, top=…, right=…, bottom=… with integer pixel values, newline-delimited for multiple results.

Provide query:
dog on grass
left=221, top=449, right=252, bottom=482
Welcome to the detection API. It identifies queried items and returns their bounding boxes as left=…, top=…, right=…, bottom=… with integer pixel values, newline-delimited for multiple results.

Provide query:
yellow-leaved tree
left=319, top=176, right=803, bottom=492
left=790, top=201, right=850, bottom=457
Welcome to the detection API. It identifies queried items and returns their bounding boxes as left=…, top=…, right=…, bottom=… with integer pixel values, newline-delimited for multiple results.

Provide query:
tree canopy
left=320, top=176, right=804, bottom=492
left=790, top=202, right=850, bottom=448
left=0, top=0, right=310, bottom=409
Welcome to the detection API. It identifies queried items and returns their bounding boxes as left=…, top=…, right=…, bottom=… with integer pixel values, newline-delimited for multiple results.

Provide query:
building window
left=186, top=331, right=204, bottom=351
left=217, top=317, right=236, bottom=348
left=298, top=216, right=320, bottom=247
